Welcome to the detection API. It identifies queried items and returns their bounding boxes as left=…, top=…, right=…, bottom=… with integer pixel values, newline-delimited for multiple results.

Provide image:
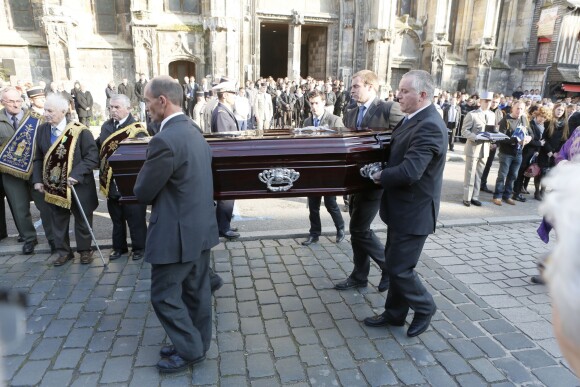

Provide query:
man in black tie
left=301, top=90, right=345, bottom=246
left=365, top=70, right=446, bottom=337
left=336, top=70, right=403, bottom=293
left=97, top=94, right=148, bottom=261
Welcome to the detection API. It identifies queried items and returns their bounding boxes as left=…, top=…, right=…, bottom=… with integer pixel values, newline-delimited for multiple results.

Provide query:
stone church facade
left=1, top=0, right=579, bottom=112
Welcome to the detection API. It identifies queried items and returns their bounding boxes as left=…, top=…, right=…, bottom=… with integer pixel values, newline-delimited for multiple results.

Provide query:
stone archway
left=168, top=60, right=197, bottom=83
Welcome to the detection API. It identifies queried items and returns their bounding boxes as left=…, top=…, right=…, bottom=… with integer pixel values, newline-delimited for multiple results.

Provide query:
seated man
left=301, top=90, right=345, bottom=246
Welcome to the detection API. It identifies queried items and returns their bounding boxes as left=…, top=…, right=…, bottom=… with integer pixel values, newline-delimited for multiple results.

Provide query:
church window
left=537, top=42, right=550, bottom=65
left=9, top=0, right=34, bottom=31
left=166, top=0, right=201, bottom=14
left=397, top=0, right=417, bottom=18
left=95, top=0, right=117, bottom=34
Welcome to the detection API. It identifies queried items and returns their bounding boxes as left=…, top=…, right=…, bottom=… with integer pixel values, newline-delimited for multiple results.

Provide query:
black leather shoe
left=462, top=200, right=471, bottom=207
left=132, top=250, right=144, bottom=261
left=159, top=345, right=177, bottom=357
left=220, top=230, right=240, bottom=239
left=407, top=307, right=437, bottom=337
left=17, top=235, right=25, bottom=243
left=363, top=314, right=405, bottom=327
left=336, top=228, right=345, bottom=243
left=301, top=235, right=319, bottom=246
left=210, top=270, right=224, bottom=293
left=481, top=186, right=493, bottom=194
left=109, top=249, right=128, bottom=260
left=378, top=272, right=390, bottom=292
left=22, top=239, right=38, bottom=255
left=470, top=199, right=482, bottom=207
left=334, top=277, right=367, bottom=290
left=513, top=194, right=527, bottom=203
left=229, top=226, right=238, bottom=232
left=156, top=354, right=205, bottom=373
left=530, top=275, right=545, bottom=285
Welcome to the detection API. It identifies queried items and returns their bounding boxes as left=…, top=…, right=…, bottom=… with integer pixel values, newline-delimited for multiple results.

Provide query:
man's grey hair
left=1, top=86, right=20, bottom=100
left=109, top=94, right=131, bottom=108
left=45, top=93, right=69, bottom=112
left=402, top=70, right=435, bottom=100
left=147, top=75, right=183, bottom=106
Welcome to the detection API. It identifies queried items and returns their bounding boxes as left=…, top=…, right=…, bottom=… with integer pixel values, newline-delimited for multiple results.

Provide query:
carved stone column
left=366, top=28, right=393, bottom=95
left=467, top=36, right=496, bottom=93
left=203, top=17, right=229, bottom=79
left=422, top=32, right=451, bottom=87
left=130, top=10, right=158, bottom=78
left=41, top=5, right=79, bottom=82
left=287, top=10, right=304, bottom=81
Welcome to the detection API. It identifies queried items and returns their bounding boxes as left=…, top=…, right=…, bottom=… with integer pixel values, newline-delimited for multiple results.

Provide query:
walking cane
left=70, top=185, right=108, bottom=268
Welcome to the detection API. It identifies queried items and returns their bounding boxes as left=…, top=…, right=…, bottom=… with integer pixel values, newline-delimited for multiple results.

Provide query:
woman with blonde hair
left=514, top=105, right=552, bottom=201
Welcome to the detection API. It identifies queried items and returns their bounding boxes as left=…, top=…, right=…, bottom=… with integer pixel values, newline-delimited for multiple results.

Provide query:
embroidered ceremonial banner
left=0, top=111, right=43, bottom=179
left=99, top=122, right=148, bottom=196
left=42, top=122, right=85, bottom=209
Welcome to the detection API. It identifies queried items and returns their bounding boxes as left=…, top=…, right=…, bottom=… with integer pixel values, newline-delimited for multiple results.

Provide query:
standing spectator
left=134, top=73, right=147, bottom=122
left=187, top=76, right=200, bottom=118
left=192, top=91, right=207, bottom=132
left=512, top=86, right=524, bottom=100
left=105, top=81, right=116, bottom=111
left=301, top=90, right=345, bottom=246
left=443, top=96, right=461, bottom=151
left=492, top=100, right=530, bottom=206
left=254, top=83, right=273, bottom=131
left=133, top=76, right=218, bottom=373
left=181, top=76, right=191, bottom=113
left=513, top=106, right=551, bottom=202
left=334, top=83, right=348, bottom=118
left=294, top=87, right=305, bottom=126
left=233, top=87, right=251, bottom=130
left=481, top=95, right=506, bottom=192
left=461, top=91, right=495, bottom=207
left=245, top=81, right=257, bottom=129
left=117, top=78, right=136, bottom=107
left=70, top=81, right=81, bottom=112
left=324, top=83, right=336, bottom=115
left=280, top=85, right=295, bottom=127
left=32, top=93, right=99, bottom=265
left=75, top=83, right=93, bottom=126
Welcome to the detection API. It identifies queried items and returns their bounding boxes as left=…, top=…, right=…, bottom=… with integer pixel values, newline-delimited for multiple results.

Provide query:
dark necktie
left=356, top=106, right=366, bottom=127
left=313, top=117, right=319, bottom=127
left=113, top=120, right=119, bottom=128
left=11, top=115, right=18, bottom=130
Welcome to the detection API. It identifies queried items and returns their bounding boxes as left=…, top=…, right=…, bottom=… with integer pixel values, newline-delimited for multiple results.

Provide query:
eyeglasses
left=1, top=99, right=23, bottom=105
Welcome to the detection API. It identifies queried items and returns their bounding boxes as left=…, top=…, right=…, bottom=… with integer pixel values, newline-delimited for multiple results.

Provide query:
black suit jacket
left=133, top=114, right=219, bottom=264
left=32, top=122, right=99, bottom=212
left=378, top=104, right=447, bottom=235
left=211, top=102, right=239, bottom=133
left=344, top=97, right=404, bottom=129
left=76, top=91, right=93, bottom=118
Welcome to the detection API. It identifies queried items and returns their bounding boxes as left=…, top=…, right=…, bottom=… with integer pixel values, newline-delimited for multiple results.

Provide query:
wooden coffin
left=108, top=127, right=391, bottom=202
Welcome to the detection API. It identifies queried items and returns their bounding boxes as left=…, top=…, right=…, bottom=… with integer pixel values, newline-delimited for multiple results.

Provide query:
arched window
left=95, top=0, right=117, bottom=34
left=166, top=0, right=201, bottom=14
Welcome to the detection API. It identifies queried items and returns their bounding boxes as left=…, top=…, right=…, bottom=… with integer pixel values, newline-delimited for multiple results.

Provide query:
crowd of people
left=1, top=68, right=580, bottom=376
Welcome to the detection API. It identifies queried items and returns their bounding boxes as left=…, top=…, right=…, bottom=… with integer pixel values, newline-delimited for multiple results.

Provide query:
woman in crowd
left=514, top=106, right=551, bottom=201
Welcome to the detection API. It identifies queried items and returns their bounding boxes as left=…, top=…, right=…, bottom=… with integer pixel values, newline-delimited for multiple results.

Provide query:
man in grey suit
left=335, top=70, right=404, bottom=293
left=365, top=70, right=446, bottom=337
left=301, top=90, right=345, bottom=246
left=134, top=76, right=219, bottom=373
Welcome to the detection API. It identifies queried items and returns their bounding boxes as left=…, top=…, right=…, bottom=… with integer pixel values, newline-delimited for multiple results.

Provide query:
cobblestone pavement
left=2, top=222, right=579, bottom=386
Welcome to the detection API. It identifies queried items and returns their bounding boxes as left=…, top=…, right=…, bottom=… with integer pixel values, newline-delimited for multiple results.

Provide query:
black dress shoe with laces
left=159, top=345, right=177, bottom=357
left=210, top=270, right=224, bottom=293
left=407, top=307, right=437, bottom=337
left=470, top=199, right=482, bottom=206
left=363, top=314, right=405, bottom=327
left=109, top=249, right=128, bottom=260
left=513, top=194, right=527, bottom=202
left=481, top=186, right=493, bottom=194
left=17, top=235, right=25, bottom=243
left=301, top=235, right=319, bottom=246
left=156, top=354, right=205, bottom=373
left=462, top=200, right=471, bottom=207
left=334, top=277, right=368, bottom=290
left=132, top=250, right=144, bottom=261
left=336, top=228, right=345, bottom=243
left=378, top=272, right=390, bottom=292
left=22, top=239, right=38, bottom=255
left=219, top=230, right=240, bottom=239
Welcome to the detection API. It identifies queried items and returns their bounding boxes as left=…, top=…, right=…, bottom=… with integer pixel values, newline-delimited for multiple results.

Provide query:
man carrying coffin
left=32, top=93, right=99, bottom=266
left=97, top=94, right=149, bottom=261
left=0, top=86, right=54, bottom=254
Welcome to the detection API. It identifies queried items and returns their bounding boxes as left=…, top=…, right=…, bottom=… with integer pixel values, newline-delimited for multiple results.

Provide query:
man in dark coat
left=75, top=83, right=93, bottom=126
left=134, top=75, right=219, bottom=373
left=32, top=93, right=99, bottom=266
left=97, top=94, right=147, bottom=261
left=301, top=90, right=345, bottom=246
left=336, top=70, right=403, bottom=294
left=134, top=73, right=147, bottom=121
left=117, top=78, right=136, bottom=107
left=211, top=81, right=240, bottom=239
left=365, top=70, right=446, bottom=338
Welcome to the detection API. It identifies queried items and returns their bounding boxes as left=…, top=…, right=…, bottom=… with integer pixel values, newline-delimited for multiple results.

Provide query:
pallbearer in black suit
left=301, top=90, right=345, bottom=246
left=97, top=94, right=148, bottom=261
left=134, top=76, right=219, bottom=373
left=210, top=80, right=240, bottom=240
left=365, top=70, right=446, bottom=337
left=335, top=70, right=404, bottom=293
left=32, top=93, right=99, bottom=266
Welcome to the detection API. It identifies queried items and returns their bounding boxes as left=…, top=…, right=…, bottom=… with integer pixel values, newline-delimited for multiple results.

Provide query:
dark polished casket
left=108, top=127, right=391, bottom=202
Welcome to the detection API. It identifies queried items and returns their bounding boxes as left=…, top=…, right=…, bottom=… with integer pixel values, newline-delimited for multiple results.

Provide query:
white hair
left=45, top=93, right=69, bottom=112
left=109, top=94, right=131, bottom=108
left=542, top=158, right=580, bottom=347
